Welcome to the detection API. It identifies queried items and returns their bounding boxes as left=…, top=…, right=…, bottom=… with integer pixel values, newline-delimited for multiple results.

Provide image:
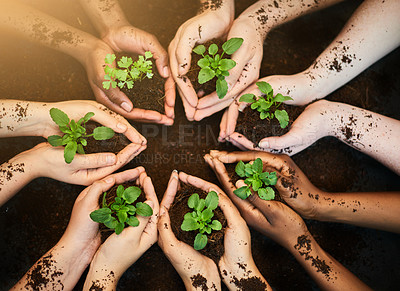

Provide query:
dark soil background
left=0, top=0, right=399, bottom=290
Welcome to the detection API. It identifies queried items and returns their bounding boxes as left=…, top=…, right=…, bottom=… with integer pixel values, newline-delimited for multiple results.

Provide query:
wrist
left=199, top=0, right=234, bottom=27
left=84, top=252, right=121, bottom=290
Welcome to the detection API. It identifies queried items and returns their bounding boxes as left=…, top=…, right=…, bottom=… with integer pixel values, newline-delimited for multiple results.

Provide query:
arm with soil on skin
left=288, top=231, right=372, bottom=291
left=286, top=0, right=400, bottom=105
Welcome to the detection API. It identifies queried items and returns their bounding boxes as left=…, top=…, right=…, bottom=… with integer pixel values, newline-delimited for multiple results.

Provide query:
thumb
left=158, top=207, right=180, bottom=249
left=176, top=36, right=195, bottom=76
left=258, top=126, right=305, bottom=150
left=105, top=86, right=133, bottom=113
left=72, top=153, right=117, bottom=169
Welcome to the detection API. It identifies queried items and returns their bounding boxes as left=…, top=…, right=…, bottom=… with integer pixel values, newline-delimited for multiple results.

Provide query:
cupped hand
left=169, top=3, right=234, bottom=121
left=205, top=150, right=310, bottom=249
left=24, top=141, right=145, bottom=186
left=158, top=171, right=221, bottom=290
left=87, top=169, right=159, bottom=281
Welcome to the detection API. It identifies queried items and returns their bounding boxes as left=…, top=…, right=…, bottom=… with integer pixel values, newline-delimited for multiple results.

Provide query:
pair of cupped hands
left=63, top=149, right=321, bottom=289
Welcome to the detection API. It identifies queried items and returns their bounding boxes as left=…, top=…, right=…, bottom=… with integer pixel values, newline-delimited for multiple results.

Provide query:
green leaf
left=181, top=216, right=199, bottom=231
left=244, top=163, right=253, bottom=176
left=127, top=204, right=136, bottom=215
left=193, top=45, right=206, bottom=55
left=256, top=81, right=273, bottom=95
left=198, top=67, right=215, bottom=84
left=115, top=69, right=128, bottom=81
left=216, top=78, right=228, bottom=99
left=115, top=222, right=125, bottom=235
left=103, top=80, right=111, bottom=90
left=144, top=51, right=153, bottom=59
left=126, top=80, right=134, bottom=89
left=123, top=186, right=141, bottom=204
left=222, top=38, right=243, bottom=55
left=258, top=187, right=275, bottom=200
left=234, top=160, right=245, bottom=177
left=127, top=216, right=140, bottom=227
left=197, top=58, right=210, bottom=69
left=104, top=217, right=118, bottom=229
left=260, top=171, right=278, bottom=186
left=196, top=199, right=206, bottom=212
left=274, top=93, right=293, bottom=103
left=275, top=110, right=290, bottom=128
left=188, top=193, right=200, bottom=209
left=260, top=111, right=269, bottom=120
left=234, top=186, right=249, bottom=200
left=64, top=141, right=77, bottom=164
left=80, top=138, right=87, bottom=147
left=102, top=192, right=107, bottom=207
left=93, top=126, right=115, bottom=140
left=48, top=135, right=63, bottom=147
left=77, top=144, right=85, bottom=155
left=117, top=210, right=128, bottom=223
left=136, top=202, right=153, bottom=217
left=194, top=233, right=208, bottom=250
left=252, top=179, right=262, bottom=191
left=83, top=112, right=94, bottom=123
left=201, top=208, right=214, bottom=221
left=105, top=54, right=116, bottom=64
left=219, top=59, right=236, bottom=71
left=210, top=220, right=222, bottom=231
left=115, top=197, right=122, bottom=204
left=90, top=208, right=112, bottom=223
left=116, top=185, right=124, bottom=197
left=239, top=94, right=255, bottom=103
left=208, top=44, right=218, bottom=55
left=50, top=108, right=70, bottom=127
left=205, top=191, right=219, bottom=210
left=118, top=56, right=133, bottom=69
left=253, top=158, right=263, bottom=173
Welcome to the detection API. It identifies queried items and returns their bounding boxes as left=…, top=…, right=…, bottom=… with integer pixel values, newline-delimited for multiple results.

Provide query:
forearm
left=288, top=232, right=372, bottom=290
left=325, top=101, right=400, bottom=174
left=303, top=0, right=400, bottom=102
left=315, top=191, right=400, bottom=233
left=1, top=1, right=101, bottom=64
left=221, top=261, right=270, bottom=291
left=78, top=0, right=130, bottom=37
left=83, top=254, right=120, bottom=291
left=198, top=0, right=234, bottom=24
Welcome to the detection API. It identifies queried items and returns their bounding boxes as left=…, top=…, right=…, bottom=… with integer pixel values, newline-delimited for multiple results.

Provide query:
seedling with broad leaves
left=47, top=108, right=114, bottom=164
left=103, top=51, right=153, bottom=90
left=193, top=38, right=243, bottom=99
left=233, top=158, right=278, bottom=201
left=90, top=185, right=153, bottom=235
left=239, top=81, right=294, bottom=128
left=181, top=191, right=222, bottom=250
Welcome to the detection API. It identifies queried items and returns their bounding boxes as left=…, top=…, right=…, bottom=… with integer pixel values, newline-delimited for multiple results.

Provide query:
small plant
left=233, top=158, right=278, bottom=201
left=90, top=185, right=153, bottom=235
left=181, top=191, right=222, bottom=250
left=47, top=108, right=114, bottom=164
left=193, top=38, right=243, bottom=99
left=239, top=81, right=294, bottom=128
left=102, top=51, right=153, bottom=90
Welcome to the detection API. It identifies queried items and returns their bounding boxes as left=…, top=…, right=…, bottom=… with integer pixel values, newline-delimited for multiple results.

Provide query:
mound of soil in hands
left=97, top=181, right=146, bottom=242
left=169, top=184, right=227, bottom=264
left=116, top=53, right=165, bottom=114
left=186, top=38, right=227, bottom=97
left=236, top=104, right=305, bottom=146
left=84, top=121, right=131, bottom=154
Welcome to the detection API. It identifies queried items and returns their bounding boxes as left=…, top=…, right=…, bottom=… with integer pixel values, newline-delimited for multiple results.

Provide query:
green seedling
left=181, top=191, right=222, bottom=250
left=233, top=158, right=278, bottom=201
left=47, top=108, right=114, bottom=164
left=103, top=51, right=153, bottom=90
left=239, top=81, right=294, bottom=128
left=90, top=185, right=153, bottom=235
left=193, top=38, right=243, bottom=99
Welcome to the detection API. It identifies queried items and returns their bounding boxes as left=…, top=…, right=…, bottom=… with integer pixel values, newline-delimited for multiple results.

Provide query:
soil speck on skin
left=198, top=0, right=223, bottom=13
left=191, top=273, right=209, bottom=290
left=0, top=162, right=25, bottom=182
left=231, top=275, right=268, bottom=290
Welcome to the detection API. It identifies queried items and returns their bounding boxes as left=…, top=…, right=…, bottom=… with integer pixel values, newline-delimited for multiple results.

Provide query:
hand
left=84, top=169, right=159, bottom=287
left=84, top=39, right=174, bottom=125
left=158, top=171, right=221, bottom=290
left=19, top=141, right=145, bottom=186
left=205, top=151, right=310, bottom=249
left=41, top=100, right=146, bottom=145
left=169, top=1, right=234, bottom=121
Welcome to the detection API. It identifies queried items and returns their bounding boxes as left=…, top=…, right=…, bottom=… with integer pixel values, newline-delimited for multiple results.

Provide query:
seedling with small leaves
left=47, top=108, right=114, bottom=164
left=239, top=81, right=294, bottom=128
left=233, top=158, right=278, bottom=201
left=193, top=38, right=243, bottom=99
left=181, top=191, right=222, bottom=250
left=103, top=52, right=153, bottom=90
left=90, top=185, right=153, bottom=235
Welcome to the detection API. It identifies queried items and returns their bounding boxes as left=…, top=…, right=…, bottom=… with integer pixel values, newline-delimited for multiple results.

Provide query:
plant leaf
left=256, top=81, right=273, bottom=95
left=115, top=222, right=125, bottom=235
left=274, top=93, right=293, bottom=103
left=239, top=94, right=255, bottom=103
left=47, top=135, right=63, bottom=147
left=64, top=141, right=77, bottom=164
left=188, top=193, right=200, bottom=209
left=216, top=78, right=228, bottom=99
left=105, top=54, right=116, bottom=65
left=144, top=51, right=153, bottom=59
left=117, top=210, right=128, bottom=223
left=194, top=233, right=208, bottom=250
left=93, top=126, right=115, bottom=140
left=197, top=199, right=206, bottom=212
left=258, top=187, right=275, bottom=200
left=50, top=108, right=70, bottom=127
left=116, top=185, right=124, bottom=197
left=233, top=186, right=249, bottom=200
left=123, top=186, right=141, bottom=204
left=211, top=220, right=222, bottom=231
left=219, top=59, right=236, bottom=71
left=222, top=38, right=244, bottom=55
left=127, top=216, right=140, bottom=227
left=197, top=58, right=210, bottom=69
left=201, top=208, right=214, bottom=221
left=193, top=45, right=206, bottom=55
left=205, top=191, right=219, bottom=210
left=198, top=68, right=215, bottom=84
left=181, top=216, right=199, bottom=231
left=90, top=208, right=112, bottom=223
left=104, top=217, right=118, bottom=229
left=118, top=56, right=133, bottom=68
left=136, top=202, right=153, bottom=217
left=77, top=144, right=85, bottom=155
left=253, top=158, right=263, bottom=173
left=252, top=179, right=262, bottom=191
left=234, top=160, right=246, bottom=177
left=208, top=44, right=218, bottom=55
left=275, top=109, right=290, bottom=128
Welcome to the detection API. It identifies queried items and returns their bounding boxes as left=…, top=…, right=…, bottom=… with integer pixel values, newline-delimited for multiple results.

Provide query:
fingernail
left=209, top=188, right=219, bottom=194
left=121, top=102, right=132, bottom=112
left=172, top=169, right=178, bottom=173
left=105, top=177, right=114, bottom=184
left=117, top=122, right=127, bottom=131
left=259, top=141, right=269, bottom=148
left=163, top=66, right=169, bottom=78
left=106, top=155, right=116, bottom=165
